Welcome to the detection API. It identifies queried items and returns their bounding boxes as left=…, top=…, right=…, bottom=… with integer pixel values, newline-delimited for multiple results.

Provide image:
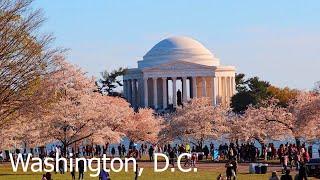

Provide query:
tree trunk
left=74, top=142, right=77, bottom=155
left=91, top=142, right=94, bottom=158
left=62, top=142, right=68, bottom=157
left=197, top=140, right=203, bottom=151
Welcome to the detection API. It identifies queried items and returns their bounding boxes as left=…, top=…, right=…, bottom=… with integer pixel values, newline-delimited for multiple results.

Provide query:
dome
left=138, top=36, right=220, bottom=69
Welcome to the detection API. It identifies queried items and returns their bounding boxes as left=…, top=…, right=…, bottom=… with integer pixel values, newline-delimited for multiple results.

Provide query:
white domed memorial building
left=123, top=36, right=236, bottom=111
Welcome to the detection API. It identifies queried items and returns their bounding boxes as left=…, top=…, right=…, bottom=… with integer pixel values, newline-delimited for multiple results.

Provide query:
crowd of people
left=1, top=141, right=320, bottom=180
left=264, top=143, right=312, bottom=171
left=1, top=141, right=319, bottom=165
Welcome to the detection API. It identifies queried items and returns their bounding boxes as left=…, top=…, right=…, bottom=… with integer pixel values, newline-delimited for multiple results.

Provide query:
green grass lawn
left=3, top=159, right=319, bottom=180
left=0, top=163, right=271, bottom=180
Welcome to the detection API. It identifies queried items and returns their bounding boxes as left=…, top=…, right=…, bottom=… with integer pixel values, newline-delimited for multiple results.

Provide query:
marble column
left=226, top=77, right=230, bottom=104
left=162, top=77, right=167, bottom=110
left=132, top=79, right=137, bottom=107
left=153, top=77, right=158, bottom=109
left=182, top=77, right=187, bottom=103
left=172, top=77, right=177, bottom=107
left=229, top=77, right=233, bottom=99
left=212, top=77, right=216, bottom=105
left=128, top=79, right=132, bottom=103
left=123, top=80, right=127, bottom=99
left=215, top=77, right=219, bottom=105
left=143, top=78, right=148, bottom=107
left=217, top=77, right=221, bottom=104
left=192, top=77, right=197, bottom=98
left=202, top=77, right=207, bottom=97
left=221, top=77, right=224, bottom=104
left=225, top=77, right=229, bottom=101
left=138, top=79, right=143, bottom=107
left=125, top=80, right=129, bottom=99
left=227, top=77, right=232, bottom=104
left=223, top=77, right=227, bottom=105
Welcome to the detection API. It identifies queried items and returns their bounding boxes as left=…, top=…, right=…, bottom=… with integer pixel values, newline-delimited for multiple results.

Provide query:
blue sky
left=34, top=0, right=320, bottom=90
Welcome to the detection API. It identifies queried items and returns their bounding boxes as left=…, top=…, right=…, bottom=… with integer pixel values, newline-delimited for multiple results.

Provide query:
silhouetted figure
left=59, top=160, right=65, bottom=174
left=71, top=169, right=75, bottom=180
left=298, top=161, right=308, bottom=180
left=169, top=148, right=175, bottom=167
left=148, top=146, right=154, bottom=162
left=203, top=145, right=209, bottom=160
left=281, top=169, right=293, bottom=180
left=99, top=169, right=110, bottom=180
left=78, top=160, right=85, bottom=180
left=42, top=174, right=47, bottom=180
left=225, top=162, right=234, bottom=180
left=118, top=144, right=122, bottom=157
left=45, top=172, right=52, bottom=180
left=177, top=89, right=182, bottom=106
left=135, top=164, right=139, bottom=180
left=111, top=147, right=115, bottom=157
left=122, top=144, right=126, bottom=157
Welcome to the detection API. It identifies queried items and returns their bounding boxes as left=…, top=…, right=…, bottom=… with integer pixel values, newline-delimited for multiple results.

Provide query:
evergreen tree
left=97, top=67, right=127, bottom=96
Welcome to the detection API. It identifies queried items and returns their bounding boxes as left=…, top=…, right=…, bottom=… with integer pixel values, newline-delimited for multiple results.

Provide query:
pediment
left=142, top=60, right=215, bottom=72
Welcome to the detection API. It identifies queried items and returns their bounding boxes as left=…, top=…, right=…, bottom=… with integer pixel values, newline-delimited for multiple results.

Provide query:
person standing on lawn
left=280, top=169, right=293, bottom=180
left=122, top=144, right=126, bottom=157
left=169, top=148, right=175, bottom=167
left=269, top=171, right=280, bottom=180
left=186, top=143, right=190, bottom=153
left=225, top=162, right=234, bottom=180
left=148, top=145, right=154, bottom=162
left=203, top=145, right=209, bottom=160
left=118, top=144, right=122, bottom=157
left=78, top=159, right=85, bottom=180
left=99, top=169, right=111, bottom=180
left=111, top=147, right=115, bottom=157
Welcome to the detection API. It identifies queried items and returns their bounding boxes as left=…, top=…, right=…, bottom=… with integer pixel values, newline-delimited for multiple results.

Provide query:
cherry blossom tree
left=2, top=57, right=163, bottom=153
left=1, top=57, right=121, bottom=150
left=0, top=55, right=66, bottom=149
left=0, top=115, right=42, bottom=150
left=235, top=92, right=320, bottom=144
left=35, top=58, right=136, bottom=154
left=295, top=95, right=320, bottom=141
left=162, top=97, right=228, bottom=148
left=227, top=112, right=266, bottom=143
left=126, top=108, right=162, bottom=144
left=228, top=103, right=291, bottom=144
left=264, top=92, right=320, bottom=142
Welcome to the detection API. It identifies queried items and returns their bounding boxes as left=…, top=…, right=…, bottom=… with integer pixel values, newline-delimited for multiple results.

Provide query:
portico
left=123, top=36, right=236, bottom=111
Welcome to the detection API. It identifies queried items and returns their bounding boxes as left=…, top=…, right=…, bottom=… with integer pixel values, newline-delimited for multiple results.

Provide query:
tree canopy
left=231, top=74, right=271, bottom=113
left=231, top=73, right=298, bottom=113
left=96, top=67, right=127, bottom=96
left=0, top=0, right=60, bottom=128
left=0, top=57, right=161, bottom=151
left=161, top=98, right=228, bottom=148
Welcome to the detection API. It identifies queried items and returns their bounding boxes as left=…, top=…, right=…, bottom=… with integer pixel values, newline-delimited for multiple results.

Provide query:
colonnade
left=123, top=75, right=236, bottom=110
